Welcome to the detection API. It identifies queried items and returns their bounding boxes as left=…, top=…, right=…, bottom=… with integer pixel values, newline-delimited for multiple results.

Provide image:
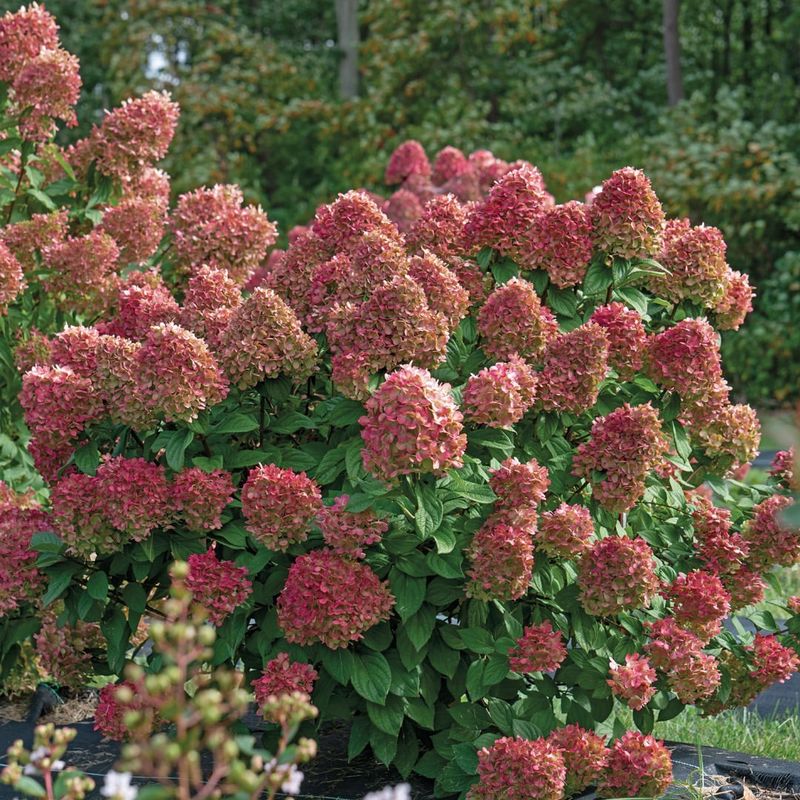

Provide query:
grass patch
left=654, top=706, right=800, bottom=762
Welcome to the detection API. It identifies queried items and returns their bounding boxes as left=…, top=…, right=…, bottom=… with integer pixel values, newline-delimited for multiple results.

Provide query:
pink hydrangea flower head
left=668, top=651, right=721, bottom=704
left=667, top=570, right=731, bottom=641
left=50, top=472, right=111, bottom=556
left=537, top=503, right=594, bottom=559
left=462, top=164, right=550, bottom=257
left=93, top=334, right=153, bottom=429
left=170, top=184, right=277, bottom=283
left=128, top=166, right=171, bottom=208
left=744, top=494, right=798, bottom=570
left=477, top=277, right=558, bottom=362
left=440, top=167, right=482, bottom=202
left=653, top=219, right=729, bottom=307
left=384, top=140, right=431, bottom=185
left=787, top=596, right=800, bottom=615
left=598, top=732, right=672, bottom=799
left=449, top=256, right=493, bottom=307
left=253, top=653, right=318, bottom=707
left=508, top=621, right=567, bottom=673
left=262, top=230, right=328, bottom=319
left=100, top=195, right=166, bottom=263
left=468, top=149, right=511, bottom=191
left=770, top=448, right=798, bottom=491
left=490, top=457, right=550, bottom=514
left=692, top=402, right=761, bottom=470
left=0, top=3, right=59, bottom=83
left=722, top=567, right=766, bottom=611
left=696, top=527, right=749, bottom=575
left=383, top=188, right=423, bottom=233
left=99, top=270, right=180, bottom=341
left=431, top=146, right=470, bottom=185
left=172, top=468, right=234, bottom=532
left=186, top=546, right=252, bottom=625
left=548, top=725, right=608, bottom=796
left=406, top=194, right=468, bottom=260
left=14, top=327, right=52, bottom=373
left=466, top=519, right=535, bottom=601
left=400, top=171, right=437, bottom=203
left=647, top=318, right=723, bottom=400
left=360, top=365, right=466, bottom=483
left=20, top=364, right=101, bottom=438
left=35, top=615, right=104, bottom=690
left=713, top=269, right=754, bottom=330
left=28, top=432, right=73, bottom=484
left=748, top=633, right=800, bottom=688
left=179, top=264, right=242, bottom=349
left=241, top=464, right=322, bottom=551
left=407, top=251, right=470, bottom=331
left=520, top=201, right=593, bottom=287
left=644, top=617, right=704, bottom=672
left=578, top=536, right=659, bottom=616
left=462, top=356, right=538, bottom=428
left=467, top=736, right=566, bottom=800
left=134, top=323, right=228, bottom=422
left=11, top=46, right=81, bottom=140
left=590, top=302, right=648, bottom=379
left=0, top=241, right=25, bottom=315
left=219, top=286, right=317, bottom=390
left=688, top=490, right=732, bottom=540
left=316, top=495, right=388, bottom=559
left=607, top=653, right=657, bottom=710
left=1, top=209, right=68, bottom=271
left=572, top=402, right=669, bottom=512
left=42, top=229, right=119, bottom=316
left=538, top=322, right=609, bottom=414
left=312, top=190, right=398, bottom=254
left=277, top=549, right=394, bottom=649
left=91, top=90, right=179, bottom=180
left=94, top=681, right=139, bottom=741
left=591, top=167, right=665, bottom=259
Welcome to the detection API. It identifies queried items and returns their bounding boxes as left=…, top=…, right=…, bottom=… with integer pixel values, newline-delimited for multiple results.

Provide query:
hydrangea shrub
left=1, top=6, right=799, bottom=800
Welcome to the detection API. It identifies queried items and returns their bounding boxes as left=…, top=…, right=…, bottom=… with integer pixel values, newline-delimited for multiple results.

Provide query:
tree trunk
left=663, top=0, right=684, bottom=105
left=335, top=0, right=359, bottom=99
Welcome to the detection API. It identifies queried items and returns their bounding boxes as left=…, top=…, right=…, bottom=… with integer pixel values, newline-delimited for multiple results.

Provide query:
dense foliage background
left=4, top=0, right=799, bottom=402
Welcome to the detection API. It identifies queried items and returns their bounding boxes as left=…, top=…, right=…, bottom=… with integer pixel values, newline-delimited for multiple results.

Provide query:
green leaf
left=415, top=483, right=444, bottom=539
left=166, top=429, right=194, bottom=471
left=122, top=582, right=147, bottom=614
left=0, top=137, right=22, bottom=157
left=42, top=562, right=81, bottom=606
left=27, top=187, right=56, bottom=210
left=614, top=286, right=649, bottom=316
left=370, top=727, right=398, bottom=766
left=12, top=776, right=46, bottom=798
left=460, top=627, right=495, bottom=654
left=476, top=247, right=493, bottom=269
left=30, top=531, right=64, bottom=554
left=351, top=651, right=392, bottom=703
left=269, top=411, right=315, bottom=433
left=211, top=413, right=259, bottom=434
left=323, top=397, right=366, bottom=427
left=348, top=715, right=371, bottom=760
left=547, top=286, right=579, bottom=317
left=224, top=448, right=280, bottom=469
left=443, top=473, right=496, bottom=504
left=367, top=693, right=405, bottom=735
left=466, top=659, right=487, bottom=700
left=658, top=697, right=685, bottom=722
left=313, top=443, right=348, bottom=484
left=86, top=570, right=109, bottom=601
left=582, top=259, right=613, bottom=296
left=389, top=569, right=426, bottom=621
left=101, top=607, right=129, bottom=673
left=633, top=707, right=655, bottom=734
left=74, top=442, right=100, bottom=475
left=491, top=258, right=518, bottom=284
left=192, top=454, right=225, bottom=472
left=404, top=605, right=436, bottom=651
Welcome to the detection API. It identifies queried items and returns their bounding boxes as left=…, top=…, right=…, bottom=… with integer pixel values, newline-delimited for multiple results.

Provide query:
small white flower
left=278, top=764, right=304, bottom=795
left=363, top=785, right=412, bottom=800
left=101, top=770, right=137, bottom=800
left=23, top=764, right=40, bottom=776
left=50, top=761, right=65, bottom=773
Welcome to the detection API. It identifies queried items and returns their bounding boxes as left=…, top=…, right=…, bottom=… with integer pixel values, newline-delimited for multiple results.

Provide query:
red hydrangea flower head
left=466, top=519, right=535, bottom=601
left=653, top=219, right=729, bottom=307
left=312, top=190, right=398, bottom=254
left=129, top=166, right=171, bottom=207
left=316, top=495, right=388, bottom=559
left=219, top=287, right=318, bottom=390
left=385, top=140, right=431, bottom=185
left=100, top=195, right=166, bottom=264
left=28, top=432, right=72, bottom=484
left=573, top=402, right=669, bottom=512
left=647, top=318, right=723, bottom=400
left=462, top=164, right=550, bottom=256
left=172, top=468, right=234, bottom=532
left=0, top=3, right=59, bottom=83
left=0, top=241, right=25, bottom=315
left=91, top=90, right=179, bottom=180
left=537, top=503, right=594, bottom=559
left=591, top=167, right=665, bottom=259
left=406, top=194, right=468, bottom=259
left=1, top=209, right=68, bottom=271
left=598, top=732, right=672, bottom=799
left=590, top=302, right=648, bottom=379
left=508, top=621, right=567, bottom=673
left=538, top=322, right=609, bottom=414
left=722, top=567, right=766, bottom=611
left=49, top=324, right=102, bottom=378
left=578, top=536, right=659, bottom=616
left=134, top=323, right=228, bottom=422
left=468, top=149, right=511, bottom=190
left=788, top=596, right=800, bottom=614
left=35, top=615, right=104, bottom=690
left=714, top=269, right=754, bottom=331
left=462, top=356, right=538, bottom=428
left=748, top=633, right=800, bottom=688
left=668, top=651, right=721, bottom=704
left=253, top=653, right=318, bottom=706
left=186, top=546, right=252, bottom=625
left=14, top=327, right=52, bottom=374
left=467, top=736, right=566, bottom=800
left=360, top=365, right=466, bottom=483
left=431, top=146, right=470, bottom=185
left=744, top=494, right=798, bottom=570
left=490, top=457, right=550, bottom=513
left=692, top=402, right=761, bottom=470
left=770, top=448, right=797, bottom=491
left=11, top=47, right=81, bottom=141
left=241, top=464, right=322, bottom=551
left=99, top=270, right=180, bottom=341
left=94, top=681, right=139, bottom=741
left=179, top=264, right=242, bottom=348
left=548, top=725, right=608, bottom=796
left=478, top=277, right=558, bottom=362
left=667, top=570, right=731, bottom=641
left=170, top=184, right=277, bottom=283
left=644, top=617, right=704, bottom=672
left=520, top=201, right=593, bottom=287
left=607, top=653, right=657, bottom=710
left=407, top=251, right=470, bottom=331
left=383, top=188, right=423, bottom=233
left=449, top=256, right=493, bottom=307
left=277, top=549, right=394, bottom=649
